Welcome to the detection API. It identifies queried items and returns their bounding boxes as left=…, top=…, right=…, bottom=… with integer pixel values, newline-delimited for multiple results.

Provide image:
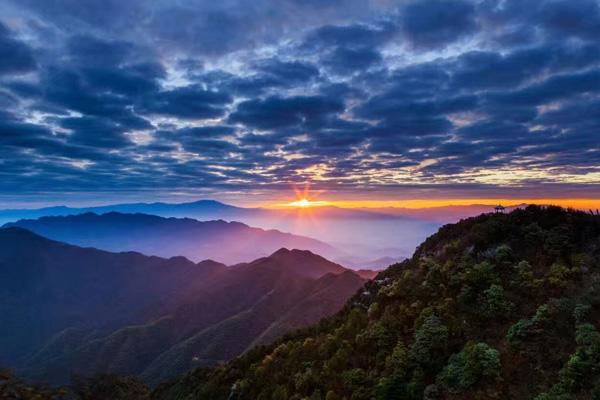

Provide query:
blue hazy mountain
left=0, top=199, right=443, bottom=265
left=4, top=212, right=338, bottom=264
left=0, top=200, right=251, bottom=224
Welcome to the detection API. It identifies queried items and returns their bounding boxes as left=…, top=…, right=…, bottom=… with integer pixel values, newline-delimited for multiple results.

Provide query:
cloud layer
left=0, top=0, right=599, bottom=201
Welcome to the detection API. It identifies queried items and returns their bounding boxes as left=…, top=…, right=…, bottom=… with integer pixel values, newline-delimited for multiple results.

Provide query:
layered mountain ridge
left=0, top=199, right=449, bottom=266
left=0, top=227, right=365, bottom=385
left=4, top=212, right=338, bottom=264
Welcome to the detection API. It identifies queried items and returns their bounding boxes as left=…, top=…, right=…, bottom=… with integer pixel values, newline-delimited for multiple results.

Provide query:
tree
left=482, top=284, right=513, bottom=318
left=386, top=339, right=409, bottom=378
left=409, top=315, right=449, bottom=370
left=437, top=342, right=501, bottom=392
left=560, top=324, right=600, bottom=390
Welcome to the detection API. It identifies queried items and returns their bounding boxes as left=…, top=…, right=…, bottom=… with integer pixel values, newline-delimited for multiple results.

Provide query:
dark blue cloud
left=67, top=35, right=134, bottom=66
left=16, top=0, right=145, bottom=30
left=323, top=46, right=382, bottom=74
left=173, top=126, right=236, bottom=138
left=155, top=125, right=239, bottom=154
left=0, top=111, right=110, bottom=161
left=0, top=0, right=599, bottom=197
left=536, top=0, right=600, bottom=39
left=42, top=68, right=134, bottom=117
left=80, top=63, right=165, bottom=96
left=205, top=59, right=320, bottom=96
left=0, top=111, right=53, bottom=146
left=58, top=116, right=133, bottom=148
left=487, top=68, right=600, bottom=106
left=386, top=63, right=451, bottom=100
left=400, top=0, right=478, bottom=48
left=479, top=0, right=600, bottom=42
left=150, top=7, right=252, bottom=55
left=138, top=86, right=232, bottom=119
left=229, top=95, right=345, bottom=130
left=304, top=22, right=396, bottom=49
left=0, top=90, right=19, bottom=108
left=0, top=22, right=36, bottom=75
left=255, top=59, right=319, bottom=83
left=356, top=91, right=477, bottom=136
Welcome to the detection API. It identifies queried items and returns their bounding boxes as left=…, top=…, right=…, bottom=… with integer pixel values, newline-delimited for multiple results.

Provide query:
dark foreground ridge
left=153, top=205, right=600, bottom=400
left=6, top=205, right=600, bottom=399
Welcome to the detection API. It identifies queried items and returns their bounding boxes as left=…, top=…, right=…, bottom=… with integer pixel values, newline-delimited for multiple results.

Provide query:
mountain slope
left=0, top=228, right=364, bottom=385
left=151, top=206, right=600, bottom=400
left=31, top=249, right=363, bottom=385
left=0, top=227, right=223, bottom=367
left=140, top=268, right=365, bottom=384
left=4, top=212, right=338, bottom=264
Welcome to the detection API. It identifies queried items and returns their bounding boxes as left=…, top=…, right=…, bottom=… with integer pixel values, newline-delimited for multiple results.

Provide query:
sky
left=0, top=0, right=599, bottom=207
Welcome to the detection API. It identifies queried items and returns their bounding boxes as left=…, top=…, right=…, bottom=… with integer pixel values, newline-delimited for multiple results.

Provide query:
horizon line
left=3, top=197, right=600, bottom=211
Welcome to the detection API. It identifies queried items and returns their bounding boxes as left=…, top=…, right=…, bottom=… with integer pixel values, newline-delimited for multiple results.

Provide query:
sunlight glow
left=264, top=198, right=600, bottom=211
left=286, top=198, right=329, bottom=208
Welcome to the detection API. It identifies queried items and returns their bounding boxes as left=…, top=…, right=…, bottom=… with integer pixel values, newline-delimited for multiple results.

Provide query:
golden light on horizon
left=274, top=183, right=331, bottom=208
left=321, top=198, right=600, bottom=210
left=290, top=198, right=310, bottom=208
left=263, top=198, right=600, bottom=211
left=286, top=198, right=329, bottom=208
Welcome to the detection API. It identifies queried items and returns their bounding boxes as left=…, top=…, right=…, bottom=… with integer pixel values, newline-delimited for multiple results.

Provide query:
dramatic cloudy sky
left=0, top=0, right=599, bottom=205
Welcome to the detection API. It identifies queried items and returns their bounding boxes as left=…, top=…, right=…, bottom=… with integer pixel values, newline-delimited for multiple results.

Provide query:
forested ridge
left=154, top=205, right=600, bottom=400
left=6, top=205, right=600, bottom=399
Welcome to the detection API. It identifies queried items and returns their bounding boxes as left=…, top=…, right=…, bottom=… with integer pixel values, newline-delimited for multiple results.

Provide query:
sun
left=286, top=198, right=329, bottom=208
left=276, top=183, right=330, bottom=209
left=288, top=198, right=311, bottom=208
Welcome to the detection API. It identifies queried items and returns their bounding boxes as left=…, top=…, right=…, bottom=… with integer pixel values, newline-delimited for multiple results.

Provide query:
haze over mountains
left=0, top=227, right=366, bottom=385
left=0, top=199, right=496, bottom=265
left=4, top=212, right=338, bottom=265
left=0, top=199, right=523, bottom=225
left=363, top=203, right=527, bottom=224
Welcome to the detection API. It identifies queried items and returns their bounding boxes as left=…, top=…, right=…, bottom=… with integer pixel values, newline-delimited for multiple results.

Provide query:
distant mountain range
left=0, top=199, right=527, bottom=225
left=4, top=212, right=338, bottom=264
left=0, top=227, right=367, bottom=385
left=1, top=199, right=518, bottom=264
left=0, top=200, right=252, bottom=224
